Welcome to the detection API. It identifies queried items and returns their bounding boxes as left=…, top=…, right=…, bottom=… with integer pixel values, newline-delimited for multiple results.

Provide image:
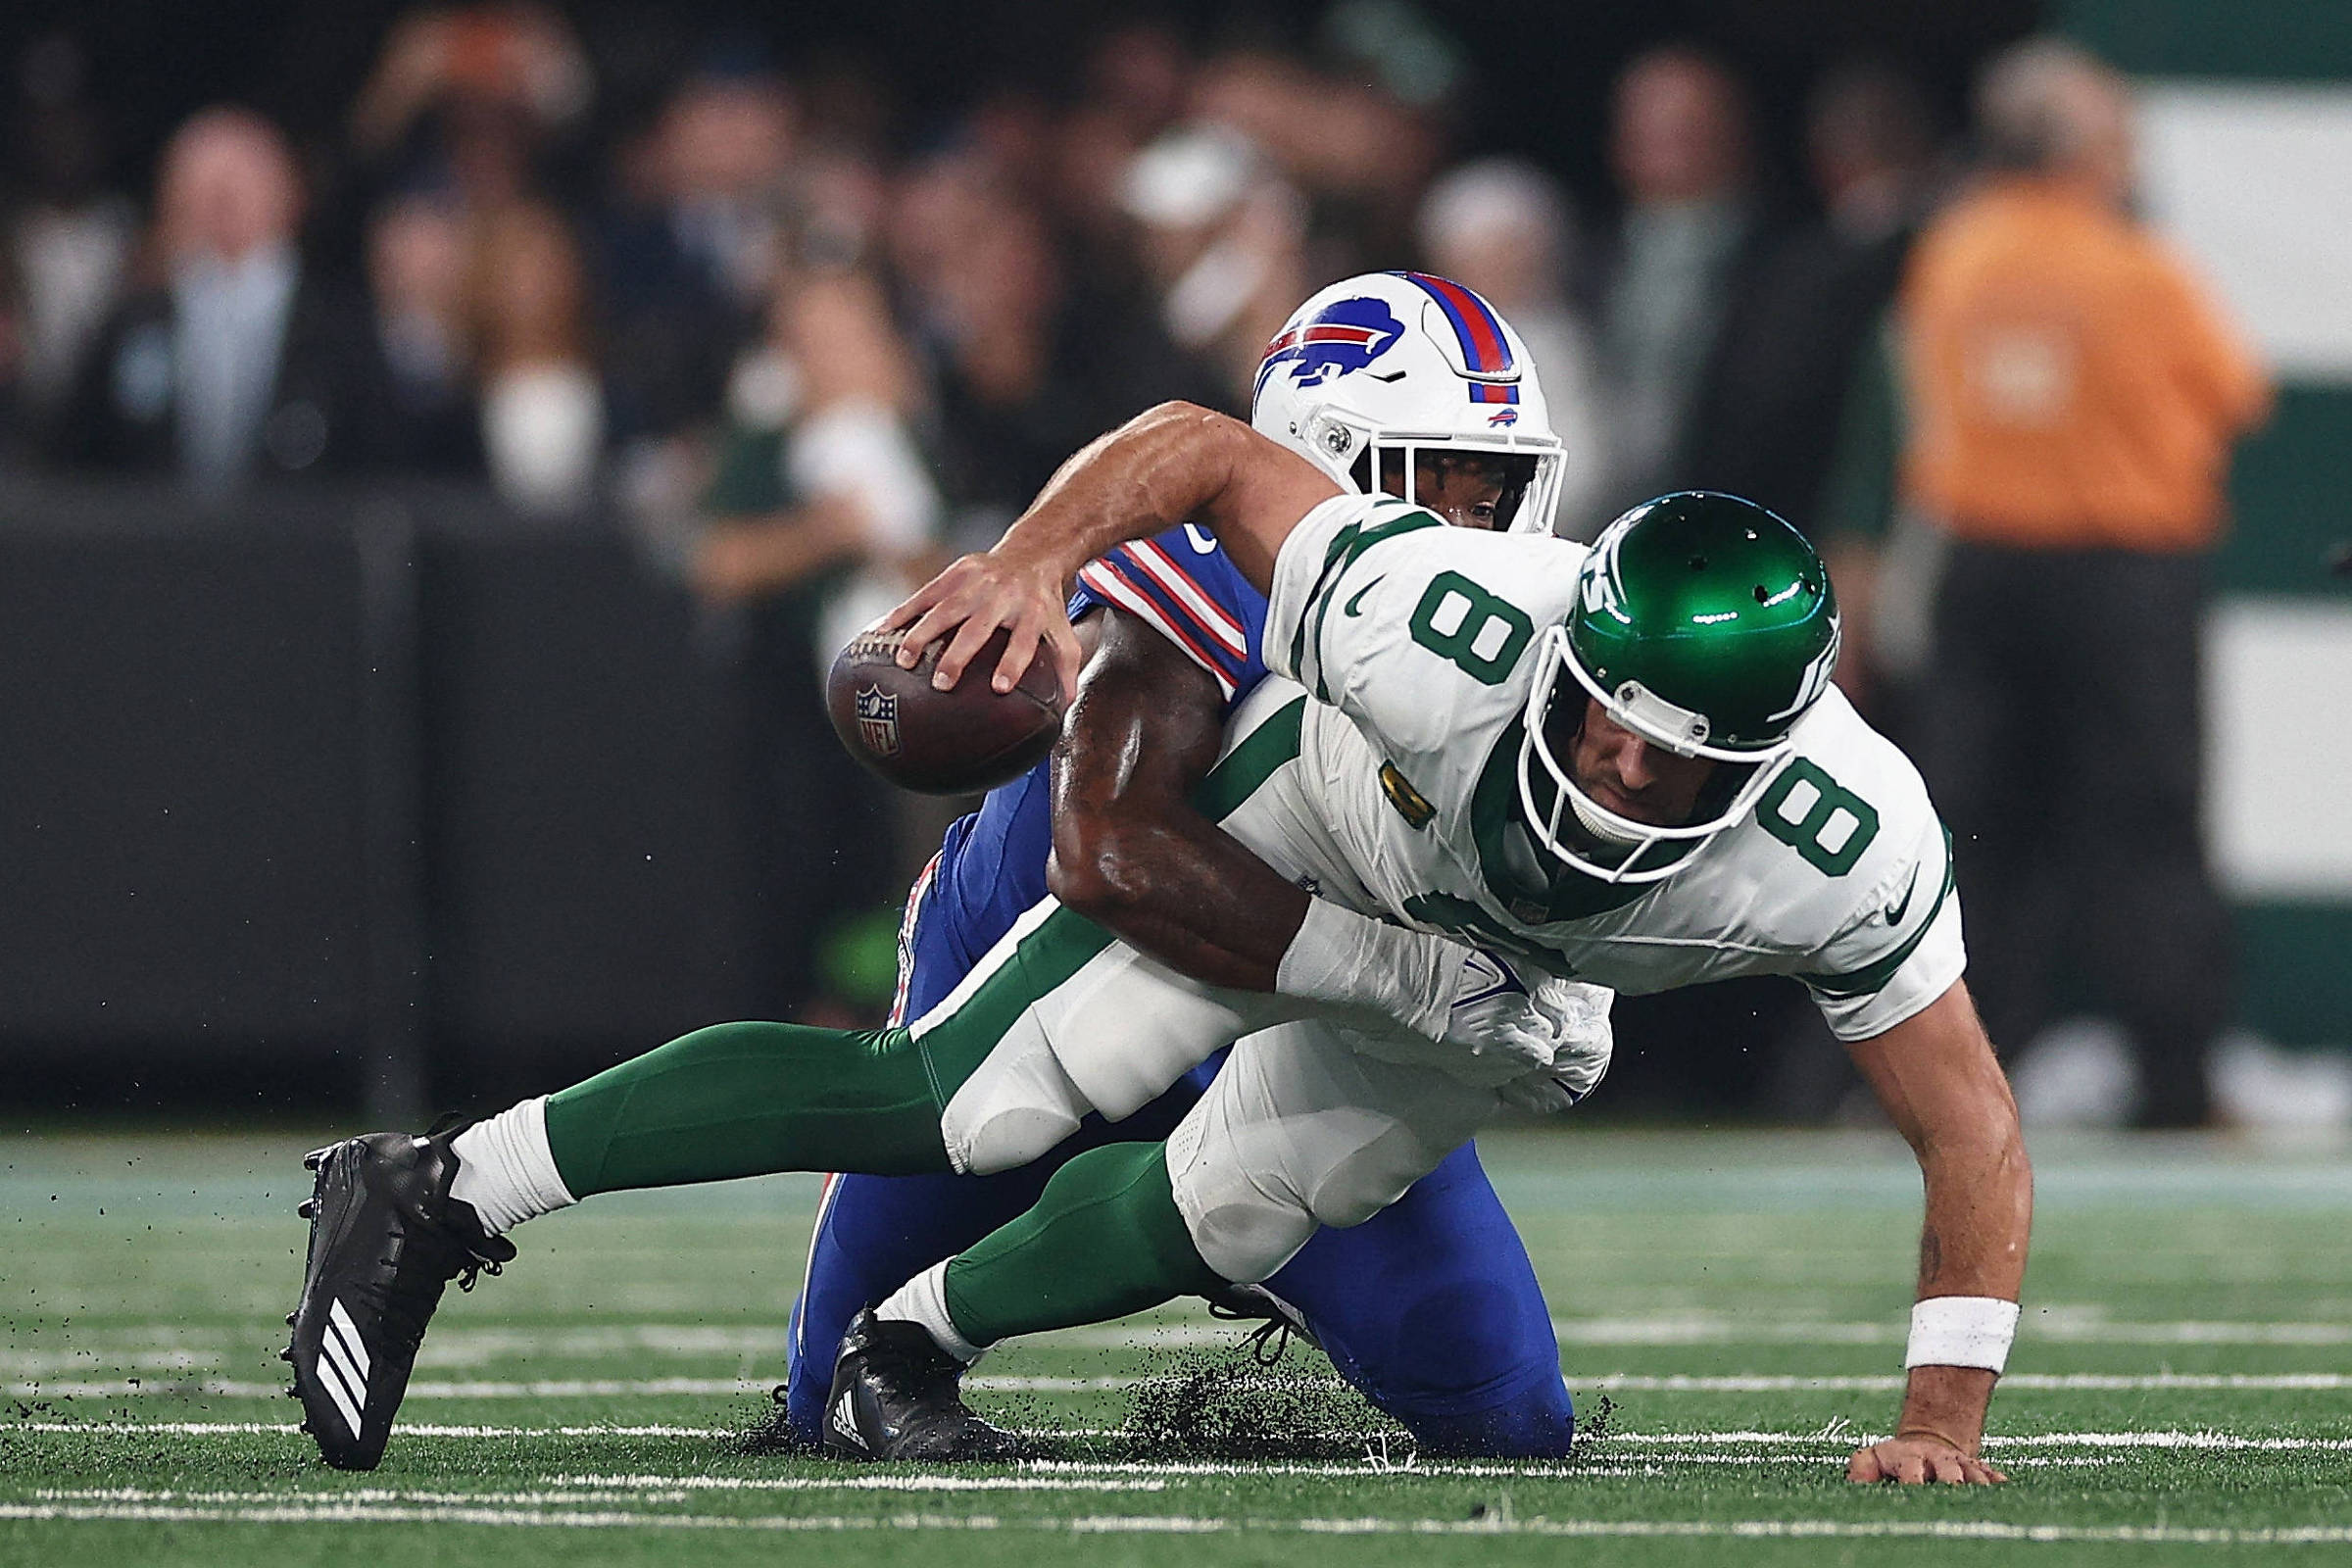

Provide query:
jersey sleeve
left=1072, top=522, right=1268, bottom=702
left=1265, top=493, right=1565, bottom=760
left=1795, top=809, right=1968, bottom=1042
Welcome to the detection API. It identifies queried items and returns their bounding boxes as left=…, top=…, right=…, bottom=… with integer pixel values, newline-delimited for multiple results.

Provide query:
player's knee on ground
left=940, top=1026, right=1091, bottom=1175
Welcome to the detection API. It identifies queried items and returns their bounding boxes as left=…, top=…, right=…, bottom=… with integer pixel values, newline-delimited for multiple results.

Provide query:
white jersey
left=1261, top=492, right=1964, bottom=1042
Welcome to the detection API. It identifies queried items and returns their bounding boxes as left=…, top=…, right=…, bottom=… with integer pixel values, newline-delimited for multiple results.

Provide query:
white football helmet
left=1251, top=270, right=1564, bottom=534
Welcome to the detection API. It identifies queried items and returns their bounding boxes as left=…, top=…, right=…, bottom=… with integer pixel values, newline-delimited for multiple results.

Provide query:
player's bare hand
left=881, top=549, right=1081, bottom=702
left=1845, top=1434, right=2008, bottom=1485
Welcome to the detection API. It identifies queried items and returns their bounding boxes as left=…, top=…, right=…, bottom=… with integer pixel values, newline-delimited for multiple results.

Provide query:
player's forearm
left=1915, top=1119, right=2032, bottom=1302
left=1847, top=984, right=2034, bottom=1457
left=1051, top=808, right=1308, bottom=991
left=1047, top=606, right=1309, bottom=990
left=1897, top=1127, right=2033, bottom=1450
left=993, top=402, right=1323, bottom=593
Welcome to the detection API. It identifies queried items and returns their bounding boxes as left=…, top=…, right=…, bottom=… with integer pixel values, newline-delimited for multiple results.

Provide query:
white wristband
left=1904, top=1296, right=2021, bottom=1373
left=1274, top=899, right=1446, bottom=1041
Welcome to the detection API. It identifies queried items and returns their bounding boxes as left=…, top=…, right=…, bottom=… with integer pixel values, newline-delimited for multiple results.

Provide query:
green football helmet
left=1517, top=491, right=1840, bottom=884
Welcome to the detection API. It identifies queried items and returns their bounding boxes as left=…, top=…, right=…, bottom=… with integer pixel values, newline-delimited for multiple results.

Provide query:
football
left=825, top=625, right=1066, bottom=795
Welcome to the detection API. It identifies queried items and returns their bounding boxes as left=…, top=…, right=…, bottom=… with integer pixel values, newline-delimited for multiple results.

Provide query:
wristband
left=1274, top=899, right=1444, bottom=1041
left=1904, top=1296, right=2021, bottom=1372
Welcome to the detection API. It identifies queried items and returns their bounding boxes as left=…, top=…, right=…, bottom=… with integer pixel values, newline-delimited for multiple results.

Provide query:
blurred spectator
left=362, top=189, right=483, bottom=473
left=599, top=57, right=797, bottom=444
left=1119, top=124, right=1306, bottom=415
left=5, top=36, right=134, bottom=435
left=353, top=180, right=601, bottom=510
left=1082, top=20, right=1190, bottom=146
left=895, top=147, right=1214, bottom=546
left=1591, top=46, right=1777, bottom=511
left=1416, top=159, right=1609, bottom=535
left=469, top=200, right=602, bottom=512
left=350, top=4, right=592, bottom=212
left=63, top=107, right=373, bottom=495
left=343, top=4, right=602, bottom=510
left=1190, top=43, right=1440, bottom=279
left=694, top=268, right=938, bottom=637
left=1899, top=39, right=2272, bottom=1127
left=692, top=267, right=939, bottom=1020
left=1682, top=61, right=1945, bottom=532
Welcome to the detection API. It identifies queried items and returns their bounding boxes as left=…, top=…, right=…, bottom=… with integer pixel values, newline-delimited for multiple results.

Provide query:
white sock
left=448, top=1097, right=576, bottom=1236
left=875, top=1260, right=989, bottom=1364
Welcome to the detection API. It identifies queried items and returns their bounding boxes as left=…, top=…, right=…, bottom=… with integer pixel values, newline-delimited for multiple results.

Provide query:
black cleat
left=822, top=1308, right=1026, bottom=1462
left=285, top=1131, right=514, bottom=1470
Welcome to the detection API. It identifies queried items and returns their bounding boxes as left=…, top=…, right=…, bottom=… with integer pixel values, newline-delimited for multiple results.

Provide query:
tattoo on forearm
left=1919, top=1227, right=1943, bottom=1291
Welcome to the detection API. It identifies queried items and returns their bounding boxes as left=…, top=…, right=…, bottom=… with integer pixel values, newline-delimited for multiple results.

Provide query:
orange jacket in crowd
left=1896, top=175, right=2273, bottom=553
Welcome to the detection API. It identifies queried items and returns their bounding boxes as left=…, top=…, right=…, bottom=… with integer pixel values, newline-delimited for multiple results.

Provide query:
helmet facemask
left=1352, top=444, right=1544, bottom=534
left=1300, top=400, right=1564, bottom=534
left=1514, top=622, right=1805, bottom=885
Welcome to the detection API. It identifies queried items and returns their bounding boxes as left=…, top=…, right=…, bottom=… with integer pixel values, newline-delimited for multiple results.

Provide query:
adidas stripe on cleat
left=285, top=1130, right=514, bottom=1470
left=822, top=1308, right=1027, bottom=1462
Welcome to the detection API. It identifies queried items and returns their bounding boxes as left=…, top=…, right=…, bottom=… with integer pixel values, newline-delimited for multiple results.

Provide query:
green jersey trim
left=911, top=697, right=1307, bottom=1097
left=1795, top=824, right=1957, bottom=1000
left=1289, top=508, right=1443, bottom=701
left=1193, top=694, right=1307, bottom=822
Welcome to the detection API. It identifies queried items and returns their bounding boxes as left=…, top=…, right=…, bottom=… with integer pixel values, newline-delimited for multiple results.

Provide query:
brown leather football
left=825, top=626, right=1066, bottom=795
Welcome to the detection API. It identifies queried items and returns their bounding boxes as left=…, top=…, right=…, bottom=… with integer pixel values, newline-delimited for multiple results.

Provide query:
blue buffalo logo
left=1256, top=297, right=1406, bottom=396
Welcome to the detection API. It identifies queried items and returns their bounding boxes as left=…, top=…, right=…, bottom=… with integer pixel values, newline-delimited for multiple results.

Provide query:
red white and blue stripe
left=1072, top=525, right=1266, bottom=699
left=1397, top=270, right=1521, bottom=406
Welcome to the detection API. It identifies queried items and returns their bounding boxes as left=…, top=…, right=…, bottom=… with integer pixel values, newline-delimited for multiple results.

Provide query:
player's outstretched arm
left=1842, top=980, right=2034, bottom=1485
left=883, top=402, right=1341, bottom=700
left=1047, top=608, right=1310, bottom=990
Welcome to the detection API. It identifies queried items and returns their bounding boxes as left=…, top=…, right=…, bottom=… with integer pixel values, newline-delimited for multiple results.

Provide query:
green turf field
left=6, top=1125, right=2351, bottom=1566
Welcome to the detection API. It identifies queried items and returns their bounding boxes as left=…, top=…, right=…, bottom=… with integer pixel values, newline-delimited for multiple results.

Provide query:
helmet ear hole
left=1753, top=584, right=1770, bottom=603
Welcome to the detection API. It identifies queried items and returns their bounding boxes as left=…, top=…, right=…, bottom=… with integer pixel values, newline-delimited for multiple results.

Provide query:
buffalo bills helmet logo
left=1256, top=297, right=1406, bottom=396
left=1487, top=407, right=1519, bottom=427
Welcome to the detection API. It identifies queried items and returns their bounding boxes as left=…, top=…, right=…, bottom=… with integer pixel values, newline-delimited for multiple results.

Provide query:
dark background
left=1, top=0, right=2036, bottom=240
left=0, top=0, right=2052, bottom=1122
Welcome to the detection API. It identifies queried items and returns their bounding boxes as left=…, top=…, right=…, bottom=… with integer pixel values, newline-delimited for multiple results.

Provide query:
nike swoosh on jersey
left=1885, top=866, right=1921, bottom=925
left=1344, top=576, right=1386, bottom=616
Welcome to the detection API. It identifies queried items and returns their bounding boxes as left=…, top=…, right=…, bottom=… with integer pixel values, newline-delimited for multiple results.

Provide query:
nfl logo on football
left=855, top=685, right=902, bottom=758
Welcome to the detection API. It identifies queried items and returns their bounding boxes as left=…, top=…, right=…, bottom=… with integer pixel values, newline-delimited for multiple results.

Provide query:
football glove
left=1494, top=978, right=1615, bottom=1114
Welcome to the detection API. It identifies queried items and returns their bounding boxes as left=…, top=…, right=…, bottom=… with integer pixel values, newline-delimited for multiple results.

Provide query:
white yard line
left=25, top=1315, right=2352, bottom=1361
left=15, top=1421, right=735, bottom=1438
left=4, top=1500, right=2350, bottom=1544
left=21, top=1370, right=2352, bottom=1400
left=1580, top=1372, right=2352, bottom=1393
left=16, top=1420, right=2348, bottom=1456
left=1551, top=1316, right=2352, bottom=1347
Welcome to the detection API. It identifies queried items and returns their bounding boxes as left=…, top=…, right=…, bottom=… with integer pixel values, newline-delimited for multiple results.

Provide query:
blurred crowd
left=0, top=5, right=1969, bottom=559
left=0, top=7, right=2277, bottom=1119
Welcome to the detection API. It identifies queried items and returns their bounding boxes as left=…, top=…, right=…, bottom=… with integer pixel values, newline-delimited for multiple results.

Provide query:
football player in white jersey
left=870, top=401, right=2032, bottom=1486
left=286, top=273, right=1607, bottom=1474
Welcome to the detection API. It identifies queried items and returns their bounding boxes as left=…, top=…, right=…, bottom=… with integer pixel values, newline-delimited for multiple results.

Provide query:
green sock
left=542, top=1020, right=953, bottom=1196
left=942, top=1140, right=1223, bottom=1346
